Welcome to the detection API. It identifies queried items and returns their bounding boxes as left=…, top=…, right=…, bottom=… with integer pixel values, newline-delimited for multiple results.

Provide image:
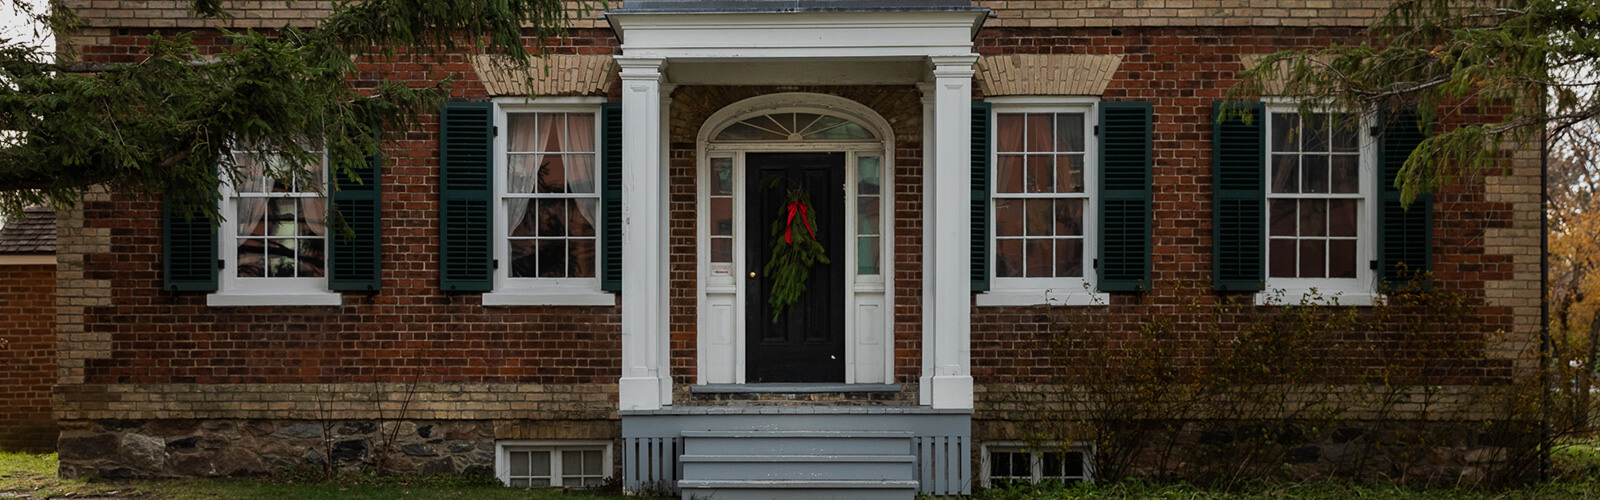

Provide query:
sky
left=1, top=0, right=54, bottom=53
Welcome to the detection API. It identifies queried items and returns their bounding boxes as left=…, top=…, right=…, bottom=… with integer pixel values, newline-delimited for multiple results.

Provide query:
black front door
left=745, top=152, right=846, bottom=383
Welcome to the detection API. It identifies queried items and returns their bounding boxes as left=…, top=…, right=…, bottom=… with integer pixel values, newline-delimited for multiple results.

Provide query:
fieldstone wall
left=57, top=418, right=618, bottom=479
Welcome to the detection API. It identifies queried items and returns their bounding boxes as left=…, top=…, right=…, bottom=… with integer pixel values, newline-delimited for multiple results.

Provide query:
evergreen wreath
left=761, top=177, right=830, bottom=323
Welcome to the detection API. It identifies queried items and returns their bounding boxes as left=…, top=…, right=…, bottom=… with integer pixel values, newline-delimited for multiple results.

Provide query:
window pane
left=531, top=451, right=550, bottom=474
left=508, top=155, right=539, bottom=194
left=1055, top=199, right=1083, bottom=236
left=510, top=478, right=529, bottom=488
left=537, top=114, right=565, bottom=153
left=1026, top=155, right=1054, bottom=193
left=235, top=153, right=265, bottom=193
left=858, top=196, right=880, bottom=236
left=510, top=240, right=535, bottom=277
left=1330, top=154, right=1359, bottom=193
left=1331, top=115, right=1359, bottom=152
left=995, top=199, right=1023, bottom=236
left=1025, top=199, right=1052, bottom=236
left=1057, top=155, right=1084, bottom=193
left=237, top=198, right=265, bottom=236
left=300, top=238, right=325, bottom=278
left=1026, top=239, right=1052, bottom=277
left=1269, top=239, right=1297, bottom=278
left=528, top=478, right=550, bottom=487
left=1328, top=199, right=1357, bottom=237
left=1043, top=452, right=1064, bottom=477
left=269, top=199, right=297, bottom=236
left=536, top=199, right=566, bottom=237
left=565, top=155, right=596, bottom=194
left=1269, top=199, right=1296, bottom=236
left=563, top=451, right=581, bottom=476
left=1271, top=155, right=1299, bottom=193
left=1302, top=155, right=1329, bottom=194
left=711, top=158, right=734, bottom=195
left=568, top=239, right=595, bottom=278
left=859, top=156, right=881, bottom=195
left=1062, top=452, right=1085, bottom=477
left=268, top=239, right=296, bottom=277
left=508, top=114, right=539, bottom=151
left=1025, top=114, right=1053, bottom=152
left=858, top=236, right=880, bottom=275
left=237, top=239, right=265, bottom=278
left=990, top=451, right=1016, bottom=477
left=1329, top=239, right=1357, bottom=278
left=711, top=238, right=733, bottom=263
left=298, top=199, right=326, bottom=237
left=711, top=198, right=733, bottom=236
left=1300, top=200, right=1326, bottom=237
left=1056, top=113, right=1085, bottom=152
left=1056, top=238, right=1083, bottom=278
left=1272, top=113, right=1299, bottom=152
left=996, top=155, right=1025, bottom=193
left=566, top=113, right=595, bottom=153
left=997, top=239, right=1024, bottom=278
left=996, top=114, right=1025, bottom=152
left=568, top=199, right=596, bottom=237
left=510, top=201, right=538, bottom=237
left=1305, top=113, right=1331, bottom=152
left=718, top=122, right=785, bottom=141
left=511, top=451, right=530, bottom=476
left=1299, top=240, right=1327, bottom=278
left=537, top=239, right=567, bottom=278
left=536, top=155, right=568, bottom=194
left=811, top=122, right=873, bottom=140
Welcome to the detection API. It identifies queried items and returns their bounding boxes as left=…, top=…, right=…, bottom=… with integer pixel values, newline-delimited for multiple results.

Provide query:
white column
left=657, top=83, right=677, bottom=403
left=926, top=55, right=977, bottom=410
left=916, top=82, right=937, bottom=406
left=617, top=56, right=668, bottom=411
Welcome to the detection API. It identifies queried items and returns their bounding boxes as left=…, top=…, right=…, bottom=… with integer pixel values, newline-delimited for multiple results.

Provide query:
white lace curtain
left=507, top=113, right=597, bottom=238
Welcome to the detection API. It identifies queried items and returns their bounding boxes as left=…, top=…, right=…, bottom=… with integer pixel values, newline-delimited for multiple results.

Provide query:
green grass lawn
left=4, top=445, right=1600, bottom=500
left=0, top=452, right=633, bottom=499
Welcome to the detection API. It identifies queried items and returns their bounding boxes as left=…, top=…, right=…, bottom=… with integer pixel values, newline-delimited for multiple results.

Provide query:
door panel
left=745, top=152, right=847, bottom=383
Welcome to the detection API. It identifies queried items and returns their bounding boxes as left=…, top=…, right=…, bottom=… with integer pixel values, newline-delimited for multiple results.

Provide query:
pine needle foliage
left=0, top=0, right=588, bottom=221
left=1227, top=0, right=1568, bottom=205
left=761, top=177, right=830, bottom=323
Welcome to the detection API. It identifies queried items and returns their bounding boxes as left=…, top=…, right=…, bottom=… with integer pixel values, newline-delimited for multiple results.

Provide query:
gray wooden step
left=681, top=454, right=914, bottom=480
left=680, top=430, right=913, bottom=455
left=679, top=479, right=918, bottom=500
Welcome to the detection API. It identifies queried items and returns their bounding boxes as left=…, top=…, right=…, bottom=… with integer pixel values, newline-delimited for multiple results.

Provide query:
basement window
left=981, top=442, right=1093, bottom=488
left=495, top=441, right=612, bottom=488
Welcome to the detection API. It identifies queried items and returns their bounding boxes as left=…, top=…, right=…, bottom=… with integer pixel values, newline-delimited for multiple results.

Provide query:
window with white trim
left=1262, top=107, right=1374, bottom=303
left=495, top=441, right=611, bottom=489
left=980, top=101, right=1101, bottom=306
left=981, top=443, right=1092, bottom=488
left=210, top=148, right=342, bottom=306
left=485, top=99, right=613, bottom=306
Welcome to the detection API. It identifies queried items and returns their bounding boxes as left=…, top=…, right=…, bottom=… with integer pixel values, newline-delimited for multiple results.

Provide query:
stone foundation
left=56, top=419, right=618, bottom=479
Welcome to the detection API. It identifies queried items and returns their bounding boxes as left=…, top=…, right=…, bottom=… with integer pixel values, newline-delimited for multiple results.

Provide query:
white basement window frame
left=980, top=441, right=1094, bottom=488
left=494, top=440, right=613, bottom=489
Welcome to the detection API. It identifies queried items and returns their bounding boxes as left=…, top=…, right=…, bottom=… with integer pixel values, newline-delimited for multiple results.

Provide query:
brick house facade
left=51, top=0, right=1540, bottom=496
left=1, top=206, right=59, bottom=453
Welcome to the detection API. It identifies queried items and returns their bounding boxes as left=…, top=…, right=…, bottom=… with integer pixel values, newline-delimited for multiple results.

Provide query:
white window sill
left=1254, top=288, right=1378, bottom=307
left=482, top=291, right=617, bottom=307
left=976, top=289, right=1108, bottom=307
left=207, top=290, right=343, bottom=307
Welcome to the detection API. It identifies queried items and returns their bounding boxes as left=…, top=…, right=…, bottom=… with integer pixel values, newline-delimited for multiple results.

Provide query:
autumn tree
left=0, top=0, right=586, bottom=218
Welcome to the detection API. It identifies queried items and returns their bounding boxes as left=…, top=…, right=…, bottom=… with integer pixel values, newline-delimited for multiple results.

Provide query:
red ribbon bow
left=784, top=201, right=816, bottom=245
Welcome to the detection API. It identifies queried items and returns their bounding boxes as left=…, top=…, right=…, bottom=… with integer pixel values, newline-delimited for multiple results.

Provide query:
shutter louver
left=163, top=197, right=218, bottom=292
left=1211, top=101, right=1266, bottom=291
left=329, top=136, right=383, bottom=292
left=1378, top=108, right=1432, bottom=286
left=601, top=102, right=623, bottom=292
left=439, top=102, right=495, bottom=292
left=971, top=101, right=992, bottom=293
left=1097, top=101, right=1154, bottom=292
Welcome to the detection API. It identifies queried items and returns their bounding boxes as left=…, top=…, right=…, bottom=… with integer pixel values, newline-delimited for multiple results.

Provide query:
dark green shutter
left=1211, top=101, right=1266, bottom=291
left=438, top=102, right=495, bottom=292
left=1378, top=108, right=1432, bottom=286
left=601, top=102, right=623, bottom=292
left=329, top=136, right=383, bottom=292
left=162, top=198, right=218, bottom=292
left=971, top=101, right=993, bottom=293
left=1097, top=102, right=1154, bottom=292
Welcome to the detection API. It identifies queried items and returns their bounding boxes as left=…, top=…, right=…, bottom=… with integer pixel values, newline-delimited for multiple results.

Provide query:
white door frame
left=694, top=93, right=897, bottom=385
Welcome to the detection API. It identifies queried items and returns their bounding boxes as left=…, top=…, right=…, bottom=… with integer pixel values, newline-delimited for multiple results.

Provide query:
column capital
left=928, top=54, right=978, bottom=75
left=615, top=56, right=667, bottom=78
left=917, top=82, right=937, bottom=102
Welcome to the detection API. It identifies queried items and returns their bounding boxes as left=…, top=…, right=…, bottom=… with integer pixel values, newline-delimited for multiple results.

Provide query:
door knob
left=749, top=272, right=757, bottom=278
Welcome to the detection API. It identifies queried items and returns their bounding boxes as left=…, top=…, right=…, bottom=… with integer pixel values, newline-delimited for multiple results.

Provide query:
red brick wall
left=1, top=263, right=57, bottom=452
left=968, top=27, right=1520, bottom=389
left=56, top=26, right=1530, bottom=417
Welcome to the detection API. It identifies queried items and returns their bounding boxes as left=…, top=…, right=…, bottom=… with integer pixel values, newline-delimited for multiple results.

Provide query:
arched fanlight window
left=714, top=112, right=877, bottom=141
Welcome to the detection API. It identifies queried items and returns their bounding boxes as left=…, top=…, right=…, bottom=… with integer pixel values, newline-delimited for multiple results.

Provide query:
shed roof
left=0, top=206, right=56, bottom=254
